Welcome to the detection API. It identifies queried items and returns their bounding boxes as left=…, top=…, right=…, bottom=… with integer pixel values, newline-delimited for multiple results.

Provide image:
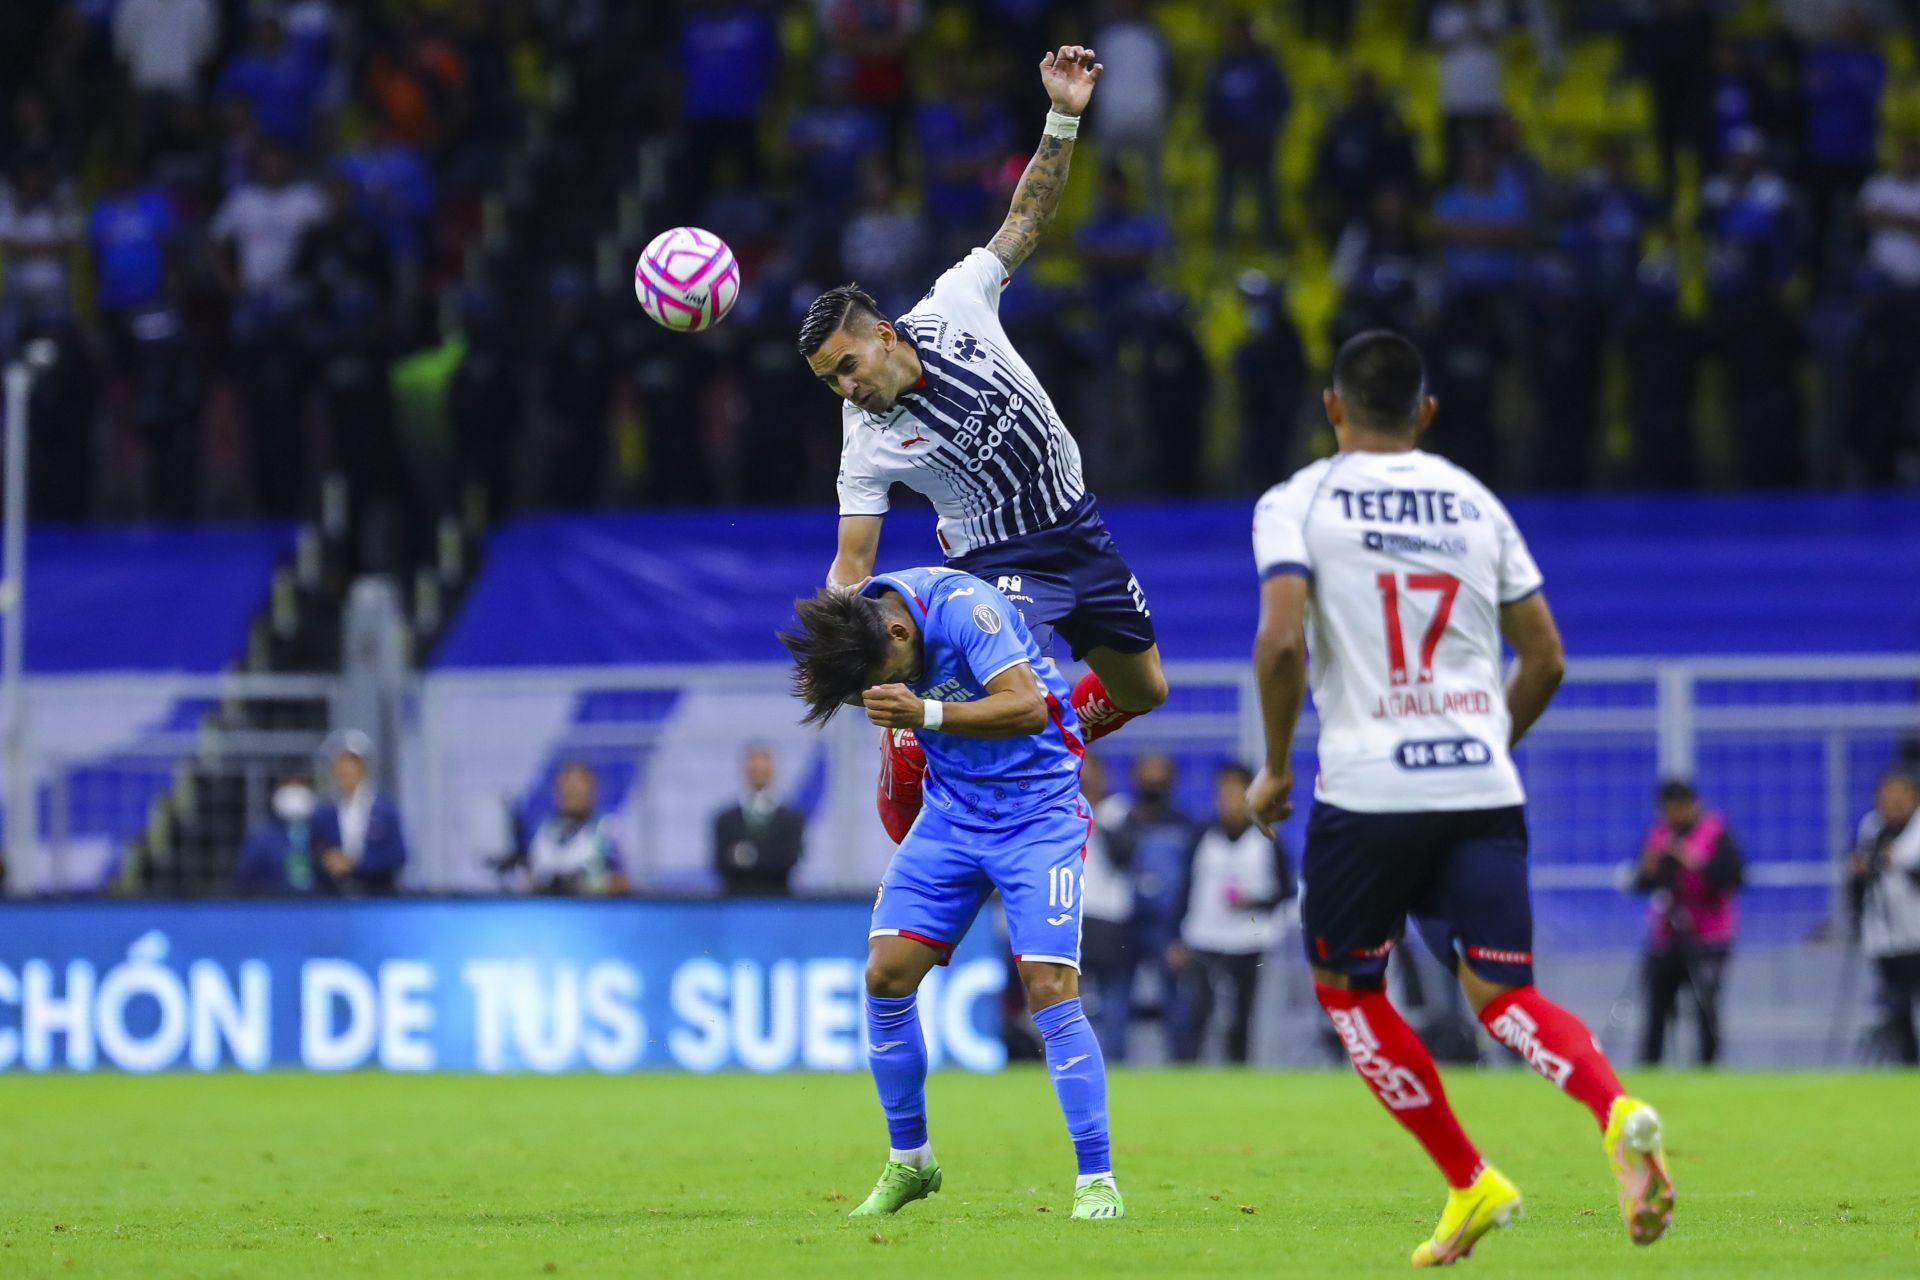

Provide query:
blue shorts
left=1300, top=802, right=1535, bottom=986
left=871, top=795, right=1093, bottom=969
left=949, top=494, right=1156, bottom=662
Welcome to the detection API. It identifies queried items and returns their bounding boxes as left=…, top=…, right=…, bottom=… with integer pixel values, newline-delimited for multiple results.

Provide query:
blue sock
left=1032, top=996, right=1111, bottom=1176
left=865, top=993, right=929, bottom=1151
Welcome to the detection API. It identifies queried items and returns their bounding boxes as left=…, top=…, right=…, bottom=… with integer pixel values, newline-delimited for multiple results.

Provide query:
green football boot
left=1071, top=1176, right=1126, bottom=1220
left=847, top=1160, right=942, bottom=1218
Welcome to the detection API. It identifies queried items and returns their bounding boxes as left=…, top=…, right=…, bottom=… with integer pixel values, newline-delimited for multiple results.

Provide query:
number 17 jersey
left=1251, top=449, right=1544, bottom=813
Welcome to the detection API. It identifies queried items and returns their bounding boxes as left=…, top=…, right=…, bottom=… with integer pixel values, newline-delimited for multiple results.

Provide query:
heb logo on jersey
left=1394, top=738, right=1494, bottom=770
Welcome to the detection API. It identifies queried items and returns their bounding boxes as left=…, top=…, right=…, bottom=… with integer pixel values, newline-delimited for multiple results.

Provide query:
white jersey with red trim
left=836, top=247, right=1087, bottom=558
left=1251, top=449, right=1544, bottom=812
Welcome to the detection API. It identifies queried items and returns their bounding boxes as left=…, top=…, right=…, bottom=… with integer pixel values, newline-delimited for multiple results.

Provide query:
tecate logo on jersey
left=1394, top=738, right=1495, bottom=770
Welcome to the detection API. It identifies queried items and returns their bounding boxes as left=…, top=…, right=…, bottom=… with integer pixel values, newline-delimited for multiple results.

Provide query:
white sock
left=889, top=1143, right=934, bottom=1170
left=1075, top=1171, right=1115, bottom=1189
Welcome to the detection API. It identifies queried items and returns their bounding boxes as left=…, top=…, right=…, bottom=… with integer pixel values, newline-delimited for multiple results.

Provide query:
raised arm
left=985, top=45, right=1103, bottom=274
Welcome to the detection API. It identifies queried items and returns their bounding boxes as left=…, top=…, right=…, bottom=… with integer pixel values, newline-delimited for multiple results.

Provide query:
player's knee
left=864, top=957, right=920, bottom=999
left=1121, top=667, right=1159, bottom=717
left=1021, top=964, right=1079, bottom=1013
left=1457, top=966, right=1524, bottom=1017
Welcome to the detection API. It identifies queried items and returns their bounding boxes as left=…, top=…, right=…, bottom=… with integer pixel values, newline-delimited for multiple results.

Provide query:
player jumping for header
left=780, top=567, right=1122, bottom=1221
left=1247, top=331, right=1673, bottom=1266
left=797, top=45, right=1167, bottom=843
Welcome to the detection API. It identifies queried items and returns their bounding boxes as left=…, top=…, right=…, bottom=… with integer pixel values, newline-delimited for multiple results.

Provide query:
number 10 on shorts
left=1048, top=866, right=1078, bottom=908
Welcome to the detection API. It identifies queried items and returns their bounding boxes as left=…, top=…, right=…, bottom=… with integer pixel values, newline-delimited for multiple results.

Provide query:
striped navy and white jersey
left=837, top=248, right=1087, bottom=558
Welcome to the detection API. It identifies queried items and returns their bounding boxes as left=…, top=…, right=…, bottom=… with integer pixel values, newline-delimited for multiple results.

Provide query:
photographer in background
left=1632, top=779, right=1743, bottom=1065
left=1846, top=769, right=1920, bottom=1065
left=1167, top=762, right=1294, bottom=1063
left=526, top=762, right=629, bottom=897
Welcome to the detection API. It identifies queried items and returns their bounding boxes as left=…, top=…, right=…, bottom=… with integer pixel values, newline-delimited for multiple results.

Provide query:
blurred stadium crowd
left=5, top=0, right=1920, bottom=557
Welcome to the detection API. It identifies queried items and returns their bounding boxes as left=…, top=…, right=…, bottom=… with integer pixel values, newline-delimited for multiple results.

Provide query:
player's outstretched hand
left=863, top=683, right=926, bottom=730
left=1247, top=764, right=1293, bottom=837
left=1040, top=45, right=1102, bottom=117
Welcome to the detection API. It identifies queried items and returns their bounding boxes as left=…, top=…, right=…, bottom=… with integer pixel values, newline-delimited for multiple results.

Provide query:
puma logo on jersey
left=900, top=434, right=929, bottom=448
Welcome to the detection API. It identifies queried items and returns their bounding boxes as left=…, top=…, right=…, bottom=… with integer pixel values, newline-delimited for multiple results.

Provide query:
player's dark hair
left=796, top=284, right=886, bottom=357
left=1878, top=768, right=1918, bottom=794
left=1215, top=761, right=1254, bottom=786
left=778, top=588, right=893, bottom=725
left=1656, top=778, right=1697, bottom=804
left=1333, top=329, right=1427, bottom=431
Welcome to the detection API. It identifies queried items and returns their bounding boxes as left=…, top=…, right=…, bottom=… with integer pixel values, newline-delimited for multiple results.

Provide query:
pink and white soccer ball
left=635, top=226, right=740, bottom=332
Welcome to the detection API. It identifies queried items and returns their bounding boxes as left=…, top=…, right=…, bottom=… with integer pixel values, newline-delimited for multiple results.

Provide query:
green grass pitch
left=3, top=1069, right=1914, bottom=1279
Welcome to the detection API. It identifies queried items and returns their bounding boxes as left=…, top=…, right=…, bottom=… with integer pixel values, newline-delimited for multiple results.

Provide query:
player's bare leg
left=1019, top=961, right=1123, bottom=1219
left=1073, top=643, right=1169, bottom=743
left=850, top=935, right=945, bottom=1217
left=1457, top=966, right=1673, bottom=1246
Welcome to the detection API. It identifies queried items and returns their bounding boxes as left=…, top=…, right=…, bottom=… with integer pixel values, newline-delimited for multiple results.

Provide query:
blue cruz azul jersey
left=860, top=567, right=1084, bottom=822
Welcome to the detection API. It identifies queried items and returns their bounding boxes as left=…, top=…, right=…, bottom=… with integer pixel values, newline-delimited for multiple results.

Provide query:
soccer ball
left=634, top=226, right=740, bottom=332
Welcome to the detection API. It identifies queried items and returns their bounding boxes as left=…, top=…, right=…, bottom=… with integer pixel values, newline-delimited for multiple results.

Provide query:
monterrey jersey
left=837, top=248, right=1088, bottom=558
left=1251, top=450, right=1545, bottom=812
left=859, top=567, right=1084, bottom=821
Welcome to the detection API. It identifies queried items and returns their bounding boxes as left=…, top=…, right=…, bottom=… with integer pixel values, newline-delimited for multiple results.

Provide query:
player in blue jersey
left=796, top=45, right=1167, bottom=844
left=779, top=567, right=1123, bottom=1221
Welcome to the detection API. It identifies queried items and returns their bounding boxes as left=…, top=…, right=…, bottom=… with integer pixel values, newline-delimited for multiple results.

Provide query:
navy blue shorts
left=1300, top=802, right=1535, bottom=986
left=949, top=495, right=1156, bottom=662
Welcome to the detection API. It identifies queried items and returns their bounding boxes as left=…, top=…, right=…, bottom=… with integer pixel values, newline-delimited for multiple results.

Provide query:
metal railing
left=4, top=656, right=1915, bottom=912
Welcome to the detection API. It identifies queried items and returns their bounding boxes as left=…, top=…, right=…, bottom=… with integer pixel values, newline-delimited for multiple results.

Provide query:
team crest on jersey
left=972, top=604, right=1002, bottom=634
left=951, top=333, right=985, bottom=362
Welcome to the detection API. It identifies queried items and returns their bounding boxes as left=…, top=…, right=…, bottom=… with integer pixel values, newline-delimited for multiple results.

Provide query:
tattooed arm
left=985, top=45, right=1103, bottom=274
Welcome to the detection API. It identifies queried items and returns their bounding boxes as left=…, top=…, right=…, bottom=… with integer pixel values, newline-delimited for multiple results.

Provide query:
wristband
left=921, top=699, right=944, bottom=731
left=1043, top=109, right=1081, bottom=140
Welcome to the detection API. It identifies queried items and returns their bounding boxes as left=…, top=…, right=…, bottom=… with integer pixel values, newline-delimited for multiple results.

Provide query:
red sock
left=875, top=728, right=925, bottom=845
left=1071, top=672, right=1141, bottom=743
left=1315, top=983, right=1483, bottom=1188
left=1478, top=986, right=1624, bottom=1130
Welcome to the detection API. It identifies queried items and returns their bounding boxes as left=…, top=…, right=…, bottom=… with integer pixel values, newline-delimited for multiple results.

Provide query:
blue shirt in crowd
left=1804, top=44, right=1885, bottom=165
left=677, top=6, right=778, bottom=122
left=217, top=46, right=327, bottom=149
left=338, top=143, right=436, bottom=263
left=89, top=188, right=176, bottom=310
left=1434, top=171, right=1530, bottom=288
